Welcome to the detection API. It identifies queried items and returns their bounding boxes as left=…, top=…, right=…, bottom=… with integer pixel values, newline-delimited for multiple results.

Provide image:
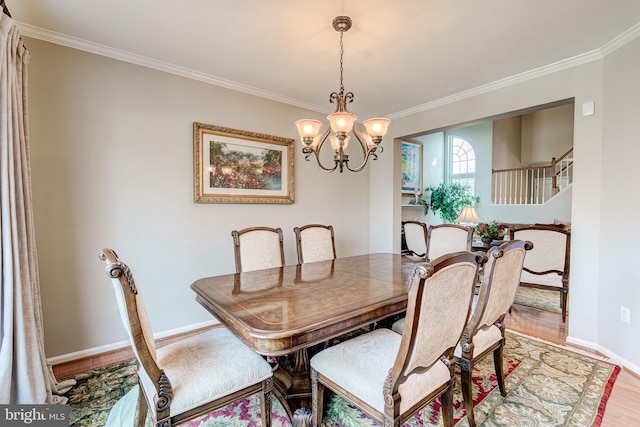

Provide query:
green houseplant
left=425, top=182, right=479, bottom=223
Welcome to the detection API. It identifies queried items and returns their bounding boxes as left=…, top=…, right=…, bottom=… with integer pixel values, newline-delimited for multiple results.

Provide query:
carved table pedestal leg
left=272, top=349, right=313, bottom=427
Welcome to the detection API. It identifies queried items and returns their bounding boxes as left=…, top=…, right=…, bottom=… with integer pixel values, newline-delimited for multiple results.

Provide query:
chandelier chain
left=339, top=30, right=344, bottom=92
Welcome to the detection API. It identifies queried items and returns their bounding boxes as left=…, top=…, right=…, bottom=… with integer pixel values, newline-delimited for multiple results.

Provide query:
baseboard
left=595, top=344, right=640, bottom=377
left=47, top=319, right=219, bottom=366
left=567, top=334, right=640, bottom=376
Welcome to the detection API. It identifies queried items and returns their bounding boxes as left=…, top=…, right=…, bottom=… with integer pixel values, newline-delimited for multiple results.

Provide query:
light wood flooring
left=53, top=306, right=640, bottom=426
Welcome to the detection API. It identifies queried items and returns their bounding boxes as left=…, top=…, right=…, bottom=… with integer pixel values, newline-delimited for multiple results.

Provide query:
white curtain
left=0, top=11, right=75, bottom=404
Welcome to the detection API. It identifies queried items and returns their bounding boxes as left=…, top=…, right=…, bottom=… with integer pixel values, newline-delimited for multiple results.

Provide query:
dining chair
left=510, top=225, right=571, bottom=322
left=293, top=224, right=336, bottom=264
left=426, top=223, right=473, bottom=262
left=99, top=248, right=274, bottom=427
left=454, top=240, right=532, bottom=427
left=401, top=220, right=428, bottom=259
left=310, top=251, right=485, bottom=427
left=391, top=223, right=474, bottom=335
left=231, top=226, right=285, bottom=272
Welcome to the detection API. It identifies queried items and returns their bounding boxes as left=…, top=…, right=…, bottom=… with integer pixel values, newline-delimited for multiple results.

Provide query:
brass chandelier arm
left=302, top=125, right=383, bottom=173
left=302, top=147, right=340, bottom=173
left=352, top=127, right=372, bottom=160
left=339, top=127, right=378, bottom=172
left=343, top=147, right=379, bottom=172
left=302, top=128, right=340, bottom=172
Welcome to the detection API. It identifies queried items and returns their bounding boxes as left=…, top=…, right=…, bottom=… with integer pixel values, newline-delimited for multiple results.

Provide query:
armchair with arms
left=510, top=225, right=571, bottom=322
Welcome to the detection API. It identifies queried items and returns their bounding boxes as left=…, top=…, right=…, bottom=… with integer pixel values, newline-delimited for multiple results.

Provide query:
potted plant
left=424, top=182, right=480, bottom=223
left=475, top=221, right=507, bottom=246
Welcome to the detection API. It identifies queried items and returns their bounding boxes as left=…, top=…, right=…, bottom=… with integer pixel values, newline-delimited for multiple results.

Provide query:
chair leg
left=493, top=345, right=506, bottom=396
left=440, top=379, right=455, bottom=427
left=260, top=384, right=272, bottom=427
left=561, top=291, right=568, bottom=322
left=135, top=385, right=149, bottom=427
left=311, top=369, right=324, bottom=427
left=460, top=361, right=477, bottom=427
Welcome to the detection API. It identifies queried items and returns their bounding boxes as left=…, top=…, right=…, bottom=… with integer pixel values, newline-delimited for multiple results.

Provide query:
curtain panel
left=0, top=12, right=75, bottom=404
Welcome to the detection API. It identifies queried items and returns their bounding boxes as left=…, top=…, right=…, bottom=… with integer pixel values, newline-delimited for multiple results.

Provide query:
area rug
left=513, top=287, right=565, bottom=315
left=64, top=331, right=618, bottom=426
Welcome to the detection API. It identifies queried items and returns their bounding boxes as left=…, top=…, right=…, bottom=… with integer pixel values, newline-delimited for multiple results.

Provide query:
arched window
left=448, top=136, right=476, bottom=193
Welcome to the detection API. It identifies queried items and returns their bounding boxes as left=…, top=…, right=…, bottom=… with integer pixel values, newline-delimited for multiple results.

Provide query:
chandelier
left=295, top=16, right=390, bottom=173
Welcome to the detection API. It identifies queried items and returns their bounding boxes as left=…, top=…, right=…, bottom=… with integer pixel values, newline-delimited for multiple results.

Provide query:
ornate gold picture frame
left=194, top=122, right=295, bottom=204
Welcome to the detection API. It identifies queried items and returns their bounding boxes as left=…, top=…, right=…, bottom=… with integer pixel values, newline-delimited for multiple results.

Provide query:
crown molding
left=17, top=20, right=640, bottom=120
left=599, top=22, right=640, bottom=56
left=386, top=49, right=603, bottom=120
left=16, top=21, right=331, bottom=115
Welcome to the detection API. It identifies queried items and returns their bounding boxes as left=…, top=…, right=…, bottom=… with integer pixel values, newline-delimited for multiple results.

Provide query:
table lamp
left=456, top=206, right=482, bottom=226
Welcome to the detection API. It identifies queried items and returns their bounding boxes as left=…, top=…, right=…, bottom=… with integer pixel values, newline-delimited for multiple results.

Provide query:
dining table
left=190, top=253, right=420, bottom=426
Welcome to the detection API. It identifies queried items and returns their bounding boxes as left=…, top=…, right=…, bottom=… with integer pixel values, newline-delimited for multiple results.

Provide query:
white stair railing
left=492, top=148, right=573, bottom=205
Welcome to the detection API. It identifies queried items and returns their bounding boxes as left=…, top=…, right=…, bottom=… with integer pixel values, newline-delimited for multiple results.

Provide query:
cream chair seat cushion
left=519, top=270, right=562, bottom=287
left=453, top=324, right=502, bottom=359
left=310, top=328, right=451, bottom=414
left=391, top=317, right=405, bottom=334
left=140, top=328, right=272, bottom=416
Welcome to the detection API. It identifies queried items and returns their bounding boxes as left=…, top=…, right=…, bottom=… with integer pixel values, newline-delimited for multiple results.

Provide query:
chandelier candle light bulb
left=295, top=15, right=390, bottom=173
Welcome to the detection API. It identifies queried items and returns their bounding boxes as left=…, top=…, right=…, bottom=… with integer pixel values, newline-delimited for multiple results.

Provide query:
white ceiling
left=8, top=0, right=640, bottom=120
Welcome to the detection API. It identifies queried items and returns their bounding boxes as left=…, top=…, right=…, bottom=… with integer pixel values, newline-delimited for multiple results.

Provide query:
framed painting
left=401, top=140, right=423, bottom=194
left=194, top=122, right=295, bottom=204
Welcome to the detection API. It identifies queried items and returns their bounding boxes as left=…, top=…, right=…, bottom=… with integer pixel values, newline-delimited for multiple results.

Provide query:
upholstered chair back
left=99, top=249, right=160, bottom=409
left=511, top=227, right=569, bottom=288
left=426, top=224, right=473, bottom=262
left=293, top=224, right=336, bottom=264
left=391, top=252, right=483, bottom=410
left=402, top=221, right=428, bottom=258
left=232, top=226, right=285, bottom=272
left=473, top=241, right=530, bottom=332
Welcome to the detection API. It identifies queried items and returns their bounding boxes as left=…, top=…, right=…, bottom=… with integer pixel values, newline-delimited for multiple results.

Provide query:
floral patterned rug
left=64, top=331, right=617, bottom=427
left=513, top=287, right=565, bottom=314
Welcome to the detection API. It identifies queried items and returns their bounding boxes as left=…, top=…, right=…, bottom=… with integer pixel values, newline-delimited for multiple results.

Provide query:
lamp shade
left=295, top=119, right=322, bottom=140
left=363, top=118, right=390, bottom=137
left=327, top=112, right=356, bottom=133
left=330, top=135, right=350, bottom=151
left=456, top=206, right=481, bottom=224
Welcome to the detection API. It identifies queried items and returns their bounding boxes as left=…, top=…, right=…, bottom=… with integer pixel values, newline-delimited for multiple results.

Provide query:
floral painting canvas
left=208, top=141, right=283, bottom=191
left=194, top=122, right=294, bottom=204
left=401, top=141, right=422, bottom=194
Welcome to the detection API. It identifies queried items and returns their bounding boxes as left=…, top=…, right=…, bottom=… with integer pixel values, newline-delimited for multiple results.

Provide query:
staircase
left=491, top=148, right=573, bottom=205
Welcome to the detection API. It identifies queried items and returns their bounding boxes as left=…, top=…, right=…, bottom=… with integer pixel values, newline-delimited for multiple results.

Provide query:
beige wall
left=493, top=115, right=522, bottom=170
left=599, top=36, right=640, bottom=368
left=26, top=38, right=373, bottom=358
left=521, top=103, right=575, bottom=165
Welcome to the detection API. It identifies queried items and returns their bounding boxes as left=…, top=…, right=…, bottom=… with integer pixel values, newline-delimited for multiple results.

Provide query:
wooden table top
left=191, top=253, right=419, bottom=356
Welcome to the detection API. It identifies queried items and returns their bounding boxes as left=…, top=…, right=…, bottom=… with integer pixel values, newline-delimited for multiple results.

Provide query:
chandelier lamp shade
left=295, top=16, right=391, bottom=173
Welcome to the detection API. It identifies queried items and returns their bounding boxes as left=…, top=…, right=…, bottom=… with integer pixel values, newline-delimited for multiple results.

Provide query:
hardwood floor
left=505, top=304, right=640, bottom=427
left=53, top=306, right=640, bottom=426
